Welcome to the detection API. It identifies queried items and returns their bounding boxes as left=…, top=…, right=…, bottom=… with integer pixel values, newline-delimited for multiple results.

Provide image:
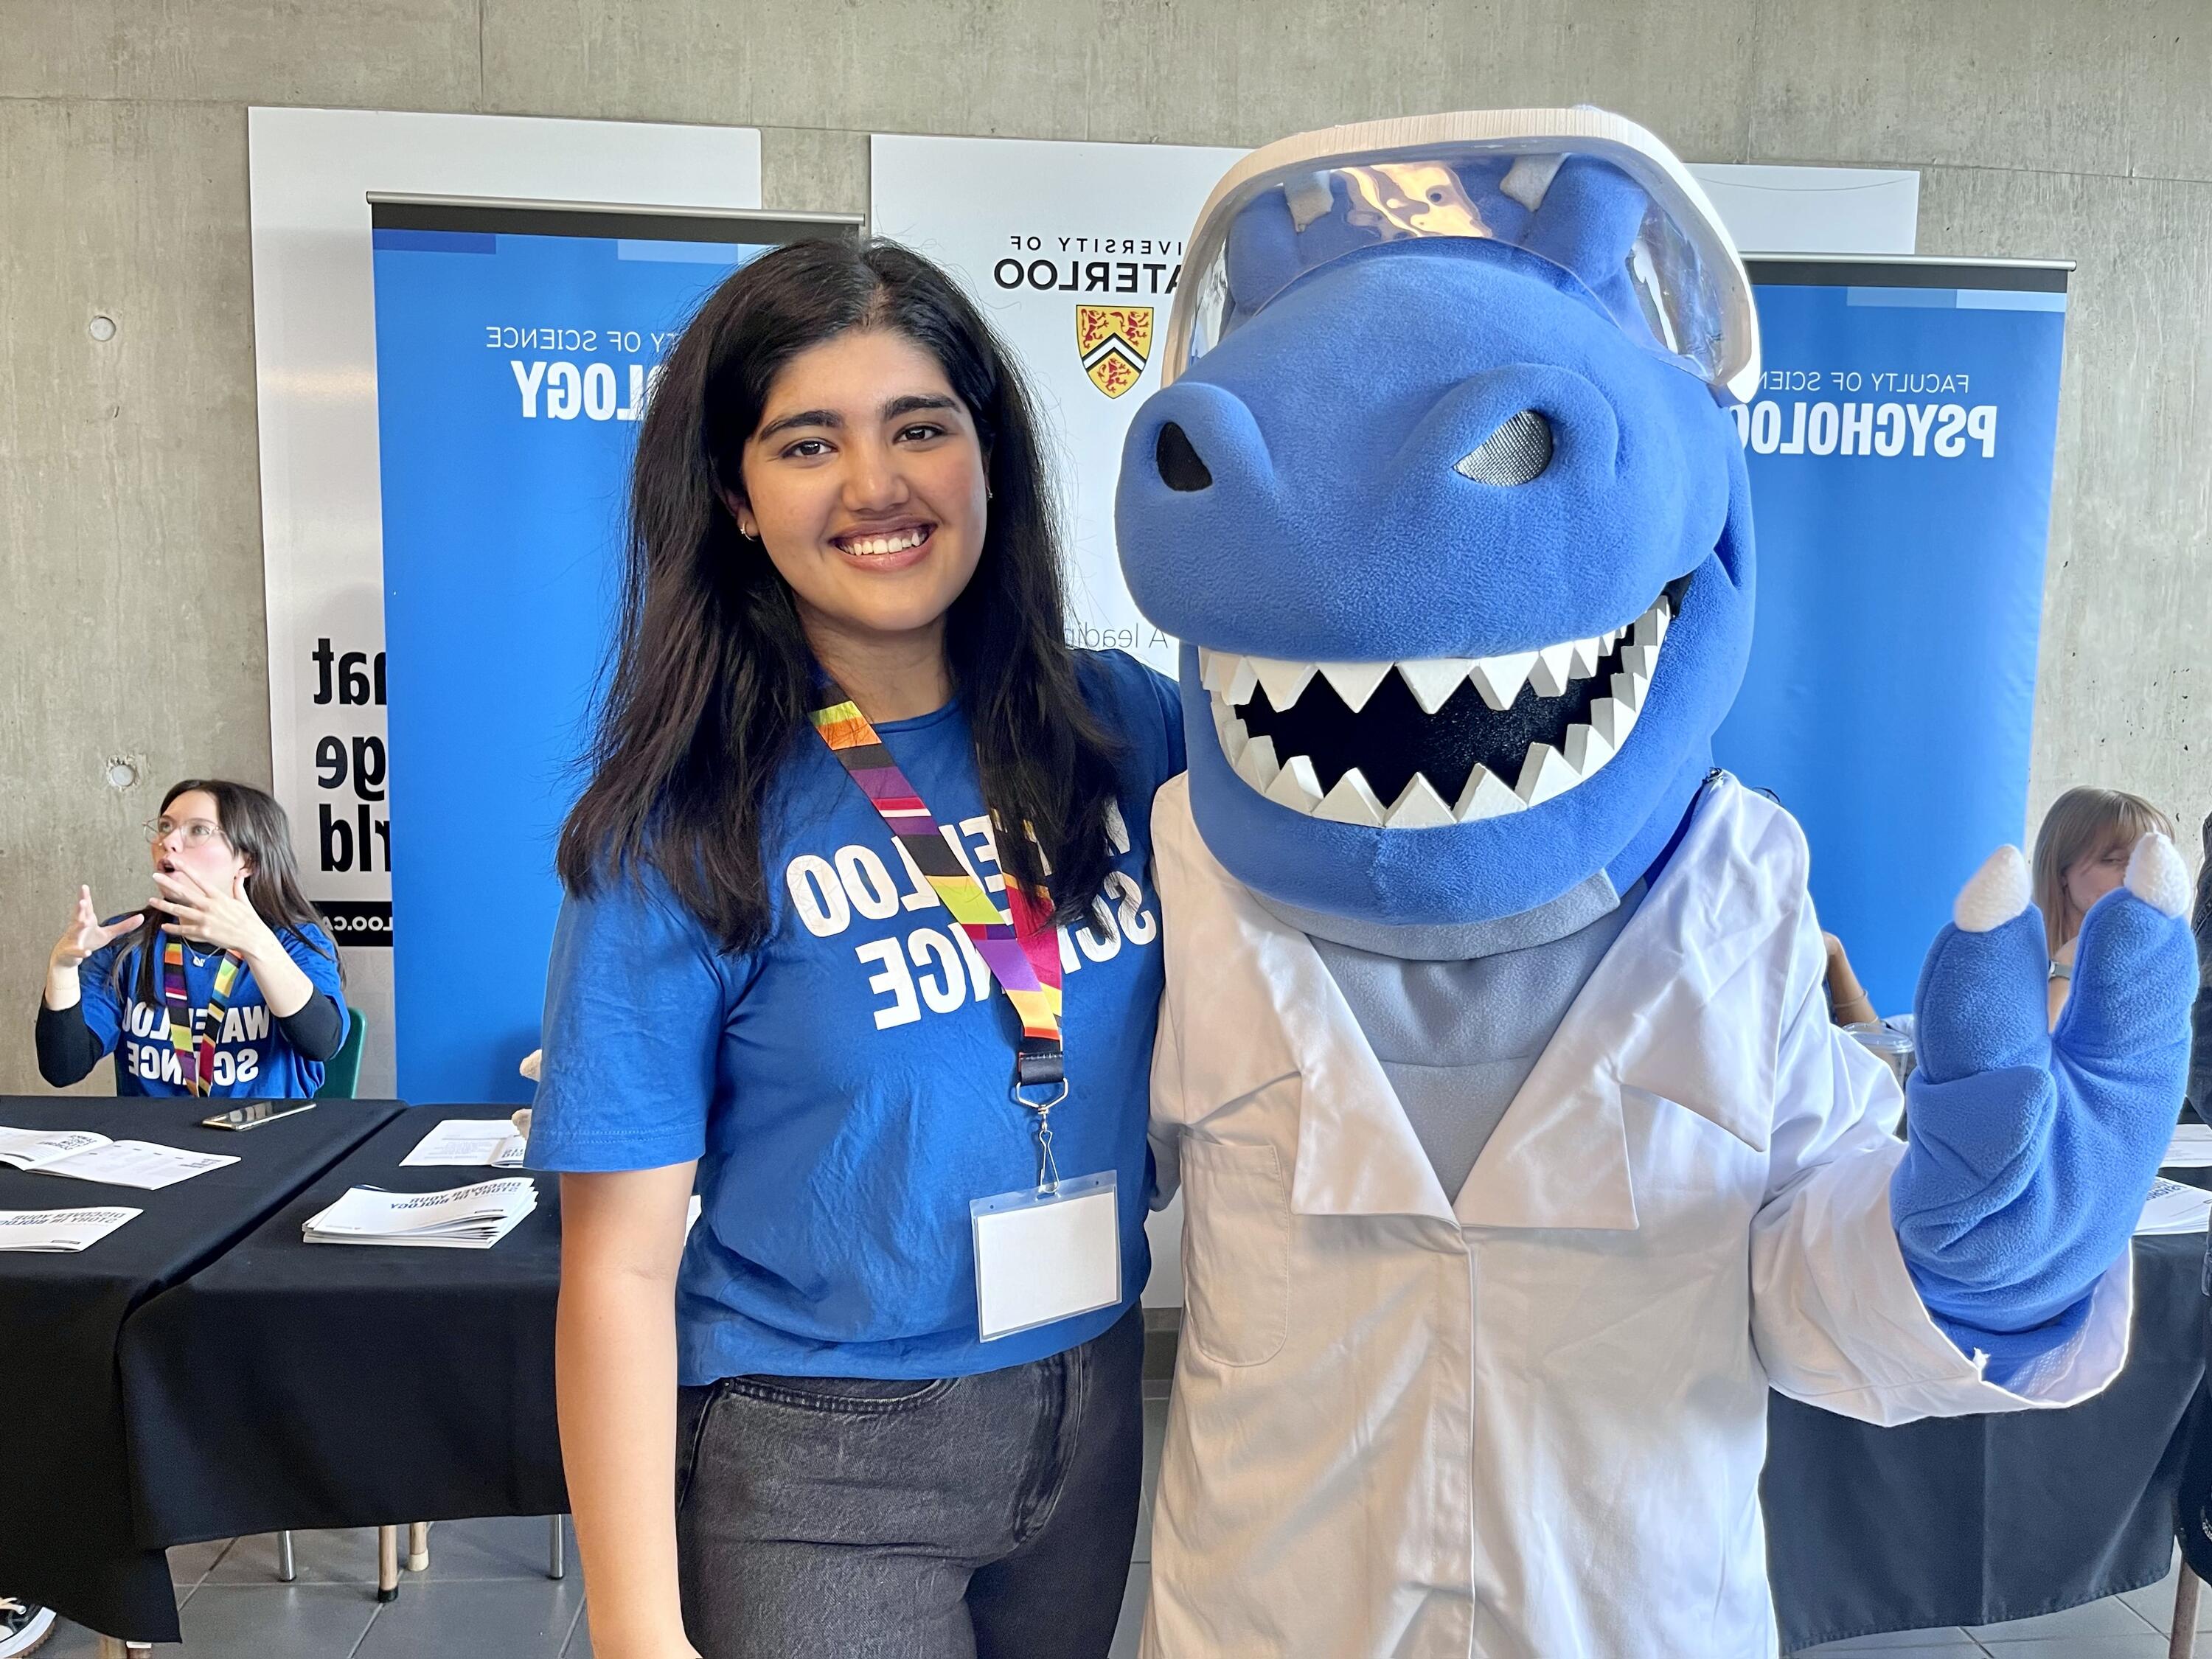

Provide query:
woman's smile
left=830, top=518, right=938, bottom=573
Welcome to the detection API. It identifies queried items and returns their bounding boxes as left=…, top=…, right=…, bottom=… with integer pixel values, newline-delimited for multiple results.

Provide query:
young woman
left=2034, top=785, right=2174, bottom=1026
left=15, top=795, right=349, bottom=1659
left=529, top=240, right=1183, bottom=1659
left=38, top=778, right=347, bottom=1094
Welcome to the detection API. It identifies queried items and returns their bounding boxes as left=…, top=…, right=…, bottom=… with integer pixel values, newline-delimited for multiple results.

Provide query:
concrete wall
left=4, top=0, right=2208, bottom=1093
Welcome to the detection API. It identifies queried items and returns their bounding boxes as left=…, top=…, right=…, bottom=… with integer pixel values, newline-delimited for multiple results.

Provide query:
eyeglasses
left=145, top=817, right=229, bottom=847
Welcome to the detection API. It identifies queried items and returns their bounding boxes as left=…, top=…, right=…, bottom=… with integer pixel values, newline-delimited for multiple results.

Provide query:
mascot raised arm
left=1115, top=108, right=2195, bottom=1659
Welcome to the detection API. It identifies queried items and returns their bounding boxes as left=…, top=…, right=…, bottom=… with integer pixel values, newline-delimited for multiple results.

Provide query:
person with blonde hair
left=2035, top=786, right=2176, bottom=1025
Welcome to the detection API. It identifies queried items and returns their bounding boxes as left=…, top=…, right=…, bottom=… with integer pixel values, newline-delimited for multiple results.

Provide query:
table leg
left=277, top=1528, right=296, bottom=1582
left=2173, top=1563, right=2201, bottom=1659
left=377, top=1524, right=400, bottom=1601
left=549, top=1513, right=566, bottom=1580
left=406, top=1520, right=430, bottom=1572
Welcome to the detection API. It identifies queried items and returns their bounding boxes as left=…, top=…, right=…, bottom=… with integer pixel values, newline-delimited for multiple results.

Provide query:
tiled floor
left=38, top=1396, right=2201, bottom=1657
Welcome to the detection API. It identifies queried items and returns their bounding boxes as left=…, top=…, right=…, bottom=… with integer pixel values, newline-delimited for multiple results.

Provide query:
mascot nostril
left=1155, top=422, right=1213, bottom=492
left=1454, top=409, right=1554, bottom=487
left=1118, top=108, right=2196, bottom=1659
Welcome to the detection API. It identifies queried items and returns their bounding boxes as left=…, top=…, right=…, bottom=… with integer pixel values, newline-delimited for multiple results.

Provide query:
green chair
left=314, top=1005, right=366, bottom=1099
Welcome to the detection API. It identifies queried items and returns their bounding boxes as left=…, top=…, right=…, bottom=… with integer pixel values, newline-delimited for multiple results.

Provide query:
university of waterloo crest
left=1077, top=305, right=1153, bottom=399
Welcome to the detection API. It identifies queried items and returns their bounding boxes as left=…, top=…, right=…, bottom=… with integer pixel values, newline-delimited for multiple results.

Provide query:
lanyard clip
left=1010, top=1077, right=1069, bottom=1113
left=1011, top=1076, right=1069, bottom=1197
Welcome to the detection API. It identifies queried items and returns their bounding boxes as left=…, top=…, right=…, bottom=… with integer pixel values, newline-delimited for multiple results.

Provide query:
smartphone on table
left=201, top=1101, right=318, bottom=1132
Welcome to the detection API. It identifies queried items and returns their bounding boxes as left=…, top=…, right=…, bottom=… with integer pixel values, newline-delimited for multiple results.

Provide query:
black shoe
left=0, top=1596, right=53, bottom=1658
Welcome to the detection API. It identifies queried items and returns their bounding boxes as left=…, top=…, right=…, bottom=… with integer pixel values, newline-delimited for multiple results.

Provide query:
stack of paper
left=303, top=1178, right=538, bottom=1249
left=2135, top=1177, right=2212, bottom=1237
left=400, top=1119, right=528, bottom=1169
left=0, top=1206, right=142, bottom=1252
left=0, top=1126, right=238, bottom=1190
left=2163, top=1123, right=2212, bottom=1169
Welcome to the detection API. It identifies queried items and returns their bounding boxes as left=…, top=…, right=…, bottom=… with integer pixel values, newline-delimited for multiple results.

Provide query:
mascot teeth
left=1200, top=591, right=1675, bottom=826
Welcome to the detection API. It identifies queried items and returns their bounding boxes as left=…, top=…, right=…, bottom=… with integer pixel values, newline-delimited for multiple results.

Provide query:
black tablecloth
left=89, top=1100, right=2209, bottom=1646
left=0, top=1095, right=402, bottom=1643
left=120, top=1104, right=568, bottom=1554
left=1764, top=1230, right=2208, bottom=1649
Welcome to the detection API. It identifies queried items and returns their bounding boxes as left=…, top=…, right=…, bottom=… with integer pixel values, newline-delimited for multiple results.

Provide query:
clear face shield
left=1165, top=109, right=1761, bottom=405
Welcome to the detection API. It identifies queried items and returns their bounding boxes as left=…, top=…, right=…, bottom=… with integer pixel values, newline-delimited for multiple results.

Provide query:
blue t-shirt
left=77, top=924, right=348, bottom=1097
left=528, top=651, right=1186, bottom=1383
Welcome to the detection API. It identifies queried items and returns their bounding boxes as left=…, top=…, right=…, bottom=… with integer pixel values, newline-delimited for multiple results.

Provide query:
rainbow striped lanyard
left=161, top=936, right=246, bottom=1096
left=809, top=680, right=1065, bottom=1100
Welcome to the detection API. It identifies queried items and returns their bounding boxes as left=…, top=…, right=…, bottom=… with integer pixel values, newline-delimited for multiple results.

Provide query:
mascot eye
left=1156, top=422, right=1214, bottom=493
left=1453, top=410, right=1553, bottom=487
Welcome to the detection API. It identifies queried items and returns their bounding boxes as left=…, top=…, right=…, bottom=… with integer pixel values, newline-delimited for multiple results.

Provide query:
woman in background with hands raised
left=13, top=781, right=349, bottom=1659
left=37, top=778, right=348, bottom=1096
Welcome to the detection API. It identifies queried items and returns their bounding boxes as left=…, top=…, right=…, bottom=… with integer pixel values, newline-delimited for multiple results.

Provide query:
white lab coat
left=1141, top=773, right=2129, bottom=1659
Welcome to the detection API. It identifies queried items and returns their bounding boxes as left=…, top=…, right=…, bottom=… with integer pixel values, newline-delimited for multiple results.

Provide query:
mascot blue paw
left=1891, top=832, right=2196, bottom=1382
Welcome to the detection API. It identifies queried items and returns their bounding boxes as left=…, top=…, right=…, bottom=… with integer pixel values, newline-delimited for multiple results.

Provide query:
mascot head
left=1117, top=110, right=1762, bottom=925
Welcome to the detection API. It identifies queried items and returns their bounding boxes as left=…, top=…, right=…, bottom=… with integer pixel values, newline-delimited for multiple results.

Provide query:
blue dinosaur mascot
left=1115, top=109, right=2196, bottom=1658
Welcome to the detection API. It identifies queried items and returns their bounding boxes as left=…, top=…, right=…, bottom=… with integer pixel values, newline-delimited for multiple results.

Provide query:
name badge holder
left=971, top=1076, right=1121, bottom=1342
left=810, top=678, right=1121, bottom=1343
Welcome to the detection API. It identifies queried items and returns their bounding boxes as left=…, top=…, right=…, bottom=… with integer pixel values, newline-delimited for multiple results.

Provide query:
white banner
left=868, top=142, right=1915, bottom=691
left=870, top=135, right=1248, bottom=677
left=248, top=108, right=762, bottom=1093
left=1689, top=164, right=1919, bottom=255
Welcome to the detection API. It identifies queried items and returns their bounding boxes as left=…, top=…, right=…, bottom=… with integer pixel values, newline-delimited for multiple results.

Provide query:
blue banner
left=1714, top=262, right=2069, bottom=1017
left=371, top=208, right=815, bottom=1101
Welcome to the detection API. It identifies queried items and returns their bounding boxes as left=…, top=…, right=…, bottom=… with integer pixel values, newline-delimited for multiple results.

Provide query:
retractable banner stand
left=248, top=109, right=764, bottom=1094
left=368, top=201, right=855, bottom=1102
left=1714, top=259, right=2070, bottom=1018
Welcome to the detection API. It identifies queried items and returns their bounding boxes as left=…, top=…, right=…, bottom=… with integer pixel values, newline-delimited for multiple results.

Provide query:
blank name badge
left=970, top=1172, right=1121, bottom=1342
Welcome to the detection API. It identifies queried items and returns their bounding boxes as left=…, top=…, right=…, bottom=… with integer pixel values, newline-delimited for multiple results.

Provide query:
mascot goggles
left=1164, top=108, right=1761, bottom=404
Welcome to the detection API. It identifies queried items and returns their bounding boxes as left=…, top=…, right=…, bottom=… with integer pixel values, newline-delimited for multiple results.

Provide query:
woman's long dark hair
left=118, top=778, right=339, bottom=1002
left=557, top=239, right=1123, bottom=950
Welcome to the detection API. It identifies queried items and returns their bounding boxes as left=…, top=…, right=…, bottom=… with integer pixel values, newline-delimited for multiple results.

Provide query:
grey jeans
left=675, top=1305, right=1144, bottom=1659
